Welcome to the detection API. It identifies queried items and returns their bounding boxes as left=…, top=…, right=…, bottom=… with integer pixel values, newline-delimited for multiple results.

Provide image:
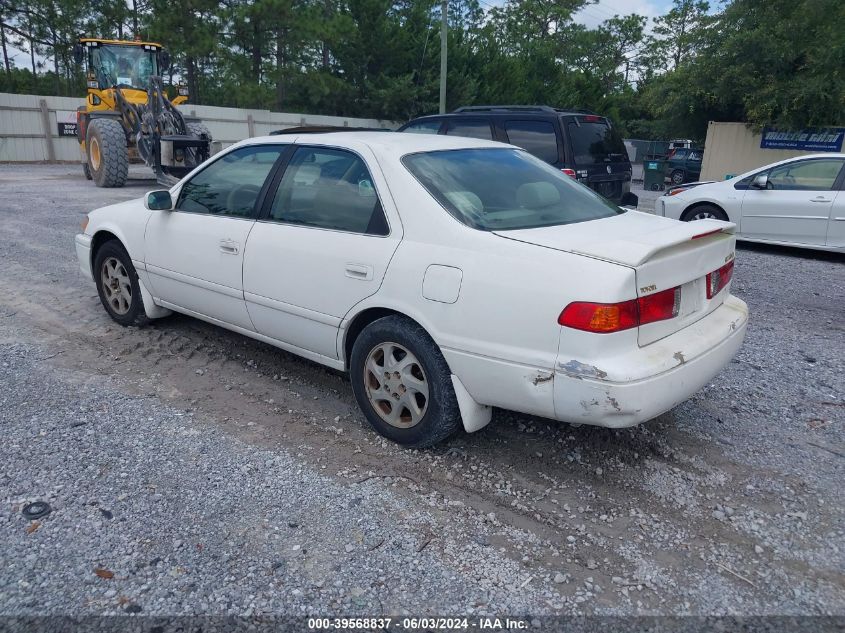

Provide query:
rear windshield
left=567, top=119, right=627, bottom=165
left=402, top=148, right=623, bottom=231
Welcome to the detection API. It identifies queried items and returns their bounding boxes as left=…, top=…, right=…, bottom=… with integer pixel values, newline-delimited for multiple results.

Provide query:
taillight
left=638, top=287, right=681, bottom=325
left=558, top=300, right=638, bottom=333
left=706, top=259, right=734, bottom=299
left=561, top=168, right=577, bottom=178
left=559, top=287, right=681, bottom=333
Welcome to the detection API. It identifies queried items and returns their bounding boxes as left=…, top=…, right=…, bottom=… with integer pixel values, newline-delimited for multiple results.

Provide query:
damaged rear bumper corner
left=553, top=296, right=748, bottom=428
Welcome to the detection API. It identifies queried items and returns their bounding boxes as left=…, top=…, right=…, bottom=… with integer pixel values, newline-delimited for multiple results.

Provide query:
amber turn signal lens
left=81, top=216, right=89, bottom=232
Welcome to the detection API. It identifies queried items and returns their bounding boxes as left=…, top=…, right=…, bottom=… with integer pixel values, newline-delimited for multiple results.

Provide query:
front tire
left=681, top=204, right=728, bottom=222
left=350, top=315, right=461, bottom=448
left=86, top=118, right=128, bottom=188
left=93, top=240, right=149, bottom=327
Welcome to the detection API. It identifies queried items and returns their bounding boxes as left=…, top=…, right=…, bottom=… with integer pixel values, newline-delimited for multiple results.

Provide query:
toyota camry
left=76, top=132, right=748, bottom=447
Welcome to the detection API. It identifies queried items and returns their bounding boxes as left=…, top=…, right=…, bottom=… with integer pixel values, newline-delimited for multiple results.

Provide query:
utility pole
left=439, top=0, right=447, bottom=114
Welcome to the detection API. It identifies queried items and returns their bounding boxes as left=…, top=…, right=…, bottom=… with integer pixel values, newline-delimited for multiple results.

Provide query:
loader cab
left=73, top=39, right=180, bottom=107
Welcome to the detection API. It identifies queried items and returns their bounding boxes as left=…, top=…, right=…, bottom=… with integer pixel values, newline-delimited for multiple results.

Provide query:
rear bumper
left=75, top=233, right=93, bottom=280
left=553, top=295, right=748, bottom=427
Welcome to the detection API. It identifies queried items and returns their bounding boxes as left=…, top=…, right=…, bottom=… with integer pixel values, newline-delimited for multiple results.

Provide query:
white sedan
left=656, top=153, right=845, bottom=252
left=76, top=132, right=748, bottom=447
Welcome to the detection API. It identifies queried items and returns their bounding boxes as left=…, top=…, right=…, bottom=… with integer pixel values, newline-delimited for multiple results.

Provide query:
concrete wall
left=0, top=91, right=398, bottom=163
left=700, top=121, right=818, bottom=181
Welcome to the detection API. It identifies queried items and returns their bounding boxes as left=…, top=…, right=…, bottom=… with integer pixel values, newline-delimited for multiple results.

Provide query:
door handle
left=809, top=197, right=832, bottom=203
left=345, top=263, right=373, bottom=280
left=219, top=239, right=240, bottom=254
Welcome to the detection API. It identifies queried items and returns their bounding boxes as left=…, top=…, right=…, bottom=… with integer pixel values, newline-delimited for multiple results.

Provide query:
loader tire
left=82, top=161, right=92, bottom=180
left=87, top=118, right=128, bottom=188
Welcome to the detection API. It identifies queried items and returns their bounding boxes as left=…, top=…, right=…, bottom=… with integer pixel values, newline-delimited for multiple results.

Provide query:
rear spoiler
left=570, top=219, right=735, bottom=267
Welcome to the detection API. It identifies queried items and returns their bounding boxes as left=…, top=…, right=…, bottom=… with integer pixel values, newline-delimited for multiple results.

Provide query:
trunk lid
left=494, top=212, right=737, bottom=345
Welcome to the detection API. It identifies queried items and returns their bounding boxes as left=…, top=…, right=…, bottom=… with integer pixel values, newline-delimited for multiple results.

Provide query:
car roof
left=407, top=109, right=598, bottom=121
left=237, top=131, right=512, bottom=156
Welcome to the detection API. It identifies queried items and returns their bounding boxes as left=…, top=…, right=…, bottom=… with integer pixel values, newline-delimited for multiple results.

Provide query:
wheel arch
left=90, top=229, right=123, bottom=271
left=681, top=200, right=729, bottom=222
left=342, top=307, right=418, bottom=369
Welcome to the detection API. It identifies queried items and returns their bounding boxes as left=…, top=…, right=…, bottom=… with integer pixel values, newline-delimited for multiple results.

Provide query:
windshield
left=89, top=45, right=158, bottom=90
left=567, top=119, right=627, bottom=165
left=402, top=148, right=623, bottom=231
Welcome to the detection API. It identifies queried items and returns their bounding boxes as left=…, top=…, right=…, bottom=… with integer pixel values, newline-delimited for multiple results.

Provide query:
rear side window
left=403, top=148, right=622, bottom=231
left=444, top=119, right=493, bottom=140
left=177, top=145, right=284, bottom=217
left=402, top=119, right=442, bottom=135
left=504, top=120, right=559, bottom=164
left=567, top=119, right=627, bottom=165
left=268, top=146, right=389, bottom=235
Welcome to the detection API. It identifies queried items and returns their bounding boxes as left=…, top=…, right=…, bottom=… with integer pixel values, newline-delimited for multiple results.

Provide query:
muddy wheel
left=86, top=118, right=128, bottom=188
left=93, top=240, right=149, bottom=327
left=350, top=315, right=461, bottom=448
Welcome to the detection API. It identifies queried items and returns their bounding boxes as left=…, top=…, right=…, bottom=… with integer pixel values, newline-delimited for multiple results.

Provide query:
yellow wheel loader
left=72, top=38, right=212, bottom=187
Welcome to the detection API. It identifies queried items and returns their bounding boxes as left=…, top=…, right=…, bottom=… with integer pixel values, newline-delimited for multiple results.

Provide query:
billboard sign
left=760, top=127, right=844, bottom=152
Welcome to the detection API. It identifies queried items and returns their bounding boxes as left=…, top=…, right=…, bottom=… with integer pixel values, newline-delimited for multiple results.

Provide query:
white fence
left=0, top=91, right=398, bottom=163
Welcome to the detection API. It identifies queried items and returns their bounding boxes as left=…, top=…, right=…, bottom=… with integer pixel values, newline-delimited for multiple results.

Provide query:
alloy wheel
left=100, top=256, right=132, bottom=315
left=363, top=342, right=429, bottom=428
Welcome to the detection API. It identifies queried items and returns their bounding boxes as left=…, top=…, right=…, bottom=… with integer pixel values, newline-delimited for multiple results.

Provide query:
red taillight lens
left=561, top=168, right=577, bottom=178
left=558, top=300, right=638, bottom=332
left=706, top=259, right=734, bottom=299
left=558, top=286, right=680, bottom=333
left=638, top=286, right=681, bottom=325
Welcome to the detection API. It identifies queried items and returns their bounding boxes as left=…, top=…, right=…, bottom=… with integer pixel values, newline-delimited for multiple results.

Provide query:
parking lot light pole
left=439, top=0, right=447, bottom=114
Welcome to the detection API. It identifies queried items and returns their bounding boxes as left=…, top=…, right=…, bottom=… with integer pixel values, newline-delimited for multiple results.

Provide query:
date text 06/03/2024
left=306, top=616, right=530, bottom=630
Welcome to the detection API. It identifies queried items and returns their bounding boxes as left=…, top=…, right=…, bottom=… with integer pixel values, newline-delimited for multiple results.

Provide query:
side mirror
left=145, top=190, right=173, bottom=211
left=751, top=173, right=769, bottom=189
left=159, top=50, right=171, bottom=72
left=73, top=43, right=84, bottom=65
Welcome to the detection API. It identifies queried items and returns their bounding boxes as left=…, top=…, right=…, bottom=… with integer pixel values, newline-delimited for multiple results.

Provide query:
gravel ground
left=0, top=164, right=843, bottom=622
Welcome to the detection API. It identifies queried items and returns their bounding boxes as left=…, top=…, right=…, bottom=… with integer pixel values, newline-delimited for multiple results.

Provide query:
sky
left=572, top=0, right=673, bottom=29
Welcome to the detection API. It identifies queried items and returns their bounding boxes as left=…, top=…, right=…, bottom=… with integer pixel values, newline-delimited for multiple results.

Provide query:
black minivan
left=398, top=105, right=637, bottom=207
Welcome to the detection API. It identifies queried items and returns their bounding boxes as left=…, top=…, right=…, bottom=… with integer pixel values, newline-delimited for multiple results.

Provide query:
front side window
left=403, top=148, right=623, bottom=231
left=268, top=147, right=389, bottom=235
left=767, top=159, right=844, bottom=191
left=504, top=120, right=559, bottom=164
left=177, top=145, right=284, bottom=217
left=403, top=119, right=442, bottom=135
left=444, top=119, right=493, bottom=140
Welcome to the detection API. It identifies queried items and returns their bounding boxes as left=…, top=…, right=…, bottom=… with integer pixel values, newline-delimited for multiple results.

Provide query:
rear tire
left=93, top=240, right=150, bottom=327
left=87, top=118, right=128, bottom=188
left=350, top=315, right=461, bottom=448
left=82, top=162, right=92, bottom=180
left=681, top=204, right=728, bottom=222
left=670, top=169, right=686, bottom=185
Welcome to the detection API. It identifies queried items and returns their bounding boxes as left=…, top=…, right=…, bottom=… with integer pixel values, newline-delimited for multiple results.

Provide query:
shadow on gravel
left=737, top=241, right=845, bottom=263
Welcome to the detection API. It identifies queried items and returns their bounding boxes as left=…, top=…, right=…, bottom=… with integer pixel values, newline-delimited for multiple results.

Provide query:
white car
left=75, top=132, right=748, bottom=447
left=656, top=153, right=845, bottom=252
